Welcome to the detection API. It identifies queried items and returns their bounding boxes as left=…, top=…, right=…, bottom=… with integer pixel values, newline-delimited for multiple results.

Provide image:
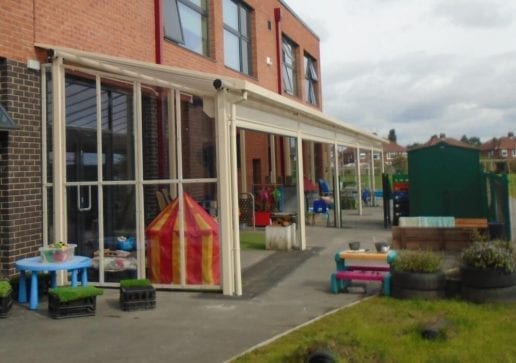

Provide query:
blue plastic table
left=15, top=256, right=92, bottom=310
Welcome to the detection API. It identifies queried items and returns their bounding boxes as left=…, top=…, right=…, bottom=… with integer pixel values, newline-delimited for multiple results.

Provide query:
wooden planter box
left=48, top=293, right=97, bottom=319
left=0, top=291, right=13, bottom=318
left=120, top=285, right=156, bottom=311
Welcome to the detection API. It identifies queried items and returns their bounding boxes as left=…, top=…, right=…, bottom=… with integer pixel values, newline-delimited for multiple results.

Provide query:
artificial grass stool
left=48, top=286, right=103, bottom=319
left=119, top=278, right=156, bottom=311
left=0, top=280, right=13, bottom=318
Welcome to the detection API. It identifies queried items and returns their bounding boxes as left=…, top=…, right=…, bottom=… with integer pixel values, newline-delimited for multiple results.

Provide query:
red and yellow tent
left=146, top=193, right=220, bottom=285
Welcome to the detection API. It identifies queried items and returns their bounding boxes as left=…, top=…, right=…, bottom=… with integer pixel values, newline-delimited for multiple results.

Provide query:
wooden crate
left=392, top=226, right=481, bottom=251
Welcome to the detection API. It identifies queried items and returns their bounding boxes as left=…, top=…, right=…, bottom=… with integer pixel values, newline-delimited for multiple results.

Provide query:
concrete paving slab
left=0, top=207, right=392, bottom=363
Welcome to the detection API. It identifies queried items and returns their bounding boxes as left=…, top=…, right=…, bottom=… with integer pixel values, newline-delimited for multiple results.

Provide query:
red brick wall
left=0, top=59, right=42, bottom=278
left=0, top=0, right=321, bottom=109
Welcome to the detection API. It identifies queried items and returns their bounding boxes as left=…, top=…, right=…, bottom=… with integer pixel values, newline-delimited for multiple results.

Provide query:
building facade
left=0, top=0, right=384, bottom=295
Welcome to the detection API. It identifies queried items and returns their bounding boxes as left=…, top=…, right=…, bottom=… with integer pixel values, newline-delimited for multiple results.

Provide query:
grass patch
left=120, top=278, right=152, bottom=288
left=233, top=297, right=516, bottom=362
left=509, top=173, right=516, bottom=198
left=49, top=286, right=103, bottom=302
left=240, top=231, right=265, bottom=250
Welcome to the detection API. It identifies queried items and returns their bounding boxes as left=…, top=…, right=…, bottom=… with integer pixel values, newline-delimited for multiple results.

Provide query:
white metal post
left=216, top=90, right=235, bottom=295
left=231, top=103, right=242, bottom=296
left=296, top=134, right=306, bottom=250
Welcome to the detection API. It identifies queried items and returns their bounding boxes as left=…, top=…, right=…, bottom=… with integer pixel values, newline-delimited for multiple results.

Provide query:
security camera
left=213, top=79, right=223, bottom=90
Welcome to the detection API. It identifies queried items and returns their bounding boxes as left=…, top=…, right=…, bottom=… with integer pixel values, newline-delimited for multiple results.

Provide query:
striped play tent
left=146, top=193, right=220, bottom=285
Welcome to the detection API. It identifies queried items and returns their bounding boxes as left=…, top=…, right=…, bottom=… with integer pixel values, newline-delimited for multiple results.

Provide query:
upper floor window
left=223, top=0, right=252, bottom=75
left=282, top=36, right=298, bottom=96
left=304, top=54, right=318, bottom=104
left=164, top=0, right=209, bottom=56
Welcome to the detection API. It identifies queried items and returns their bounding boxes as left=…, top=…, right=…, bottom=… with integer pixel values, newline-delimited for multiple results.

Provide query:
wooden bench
left=330, top=251, right=397, bottom=296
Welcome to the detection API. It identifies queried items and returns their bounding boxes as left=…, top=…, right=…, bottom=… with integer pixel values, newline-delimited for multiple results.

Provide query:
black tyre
left=461, top=285, right=516, bottom=303
left=461, top=267, right=516, bottom=289
left=391, top=285, right=445, bottom=300
left=391, top=271, right=445, bottom=290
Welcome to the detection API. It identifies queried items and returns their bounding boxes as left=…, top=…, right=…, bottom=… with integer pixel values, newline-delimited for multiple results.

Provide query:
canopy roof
left=36, top=43, right=385, bottom=149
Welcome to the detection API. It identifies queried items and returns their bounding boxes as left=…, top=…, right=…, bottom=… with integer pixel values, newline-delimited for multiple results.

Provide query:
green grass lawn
left=509, top=173, right=516, bottom=197
left=233, top=297, right=516, bottom=362
left=239, top=230, right=265, bottom=250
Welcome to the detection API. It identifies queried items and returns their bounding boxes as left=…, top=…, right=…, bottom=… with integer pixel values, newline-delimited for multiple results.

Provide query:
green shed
left=408, top=138, right=486, bottom=218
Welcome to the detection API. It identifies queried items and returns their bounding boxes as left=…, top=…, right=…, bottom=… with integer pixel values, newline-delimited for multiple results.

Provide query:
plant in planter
left=460, top=240, right=516, bottom=303
left=0, top=280, right=13, bottom=318
left=119, top=278, right=156, bottom=311
left=390, top=250, right=445, bottom=300
left=48, top=286, right=103, bottom=319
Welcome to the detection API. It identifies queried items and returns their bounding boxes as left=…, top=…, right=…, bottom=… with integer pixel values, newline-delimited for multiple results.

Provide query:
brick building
left=0, top=0, right=384, bottom=295
left=481, top=132, right=516, bottom=159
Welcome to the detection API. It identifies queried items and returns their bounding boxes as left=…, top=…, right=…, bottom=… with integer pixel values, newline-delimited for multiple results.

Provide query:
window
left=512, top=149, right=516, bottom=157
left=164, top=0, right=209, bottom=56
left=304, top=54, right=318, bottom=104
left=501, top=149, right=508, bottom=157
left=223, top=0, right=251, bottom=75
left=282, top=36, right=297, bottom=96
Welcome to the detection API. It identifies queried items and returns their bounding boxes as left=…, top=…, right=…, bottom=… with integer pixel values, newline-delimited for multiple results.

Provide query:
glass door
left=64, top=72, right=137, bottom=284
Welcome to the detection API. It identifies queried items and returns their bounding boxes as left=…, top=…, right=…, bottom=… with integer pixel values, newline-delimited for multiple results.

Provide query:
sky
left=285, top=0, right=516, bottom=146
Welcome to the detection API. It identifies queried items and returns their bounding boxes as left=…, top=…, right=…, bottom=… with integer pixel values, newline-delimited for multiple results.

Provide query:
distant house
left=481, top=132, right=516, bottom=159
left=341, top=141, right=405, bottom=166
left=422, top=134, right=477, bottom=149
left=383, top=141, right=407, bottom=165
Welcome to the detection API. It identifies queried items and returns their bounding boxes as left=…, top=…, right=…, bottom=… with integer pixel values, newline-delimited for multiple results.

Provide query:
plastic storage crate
left=119, top=285, right=156, bottom=311
left=48, top=294, right=97, bottom=319
left=0, top=291, right=13, bottom=318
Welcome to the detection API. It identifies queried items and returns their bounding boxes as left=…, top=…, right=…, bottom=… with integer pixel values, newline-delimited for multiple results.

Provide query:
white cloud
left=433, top=0, right=515, bottom=28
left=284, top=0, right=516, bottom=145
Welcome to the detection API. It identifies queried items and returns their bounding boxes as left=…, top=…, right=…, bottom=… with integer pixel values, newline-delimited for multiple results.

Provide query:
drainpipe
left=154, top=0, right=165, bottom=177
left=274, top=7, right=282, bottom=94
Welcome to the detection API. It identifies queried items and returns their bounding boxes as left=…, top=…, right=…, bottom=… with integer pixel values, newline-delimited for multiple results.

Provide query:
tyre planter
left=391, top=271, right=445, bottom=300
left=461, top=285, right=516, bottom=304
left=461, top=267, right=516, bottom=289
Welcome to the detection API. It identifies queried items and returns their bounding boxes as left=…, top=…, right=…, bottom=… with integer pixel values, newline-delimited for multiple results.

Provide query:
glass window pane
left=101, top=79, right=135, bottom=181
left=143, top=88, right=174, bottom=180
left=241, top=39, right=250, bottom=75
left=239, top=6, right=248, bottom=36
left=178, top=2, right=204, bottom=54
left=224, top=30, right=240, bottom=71
left=102, top=185, right=137, bottom=283
left=223, top=0, right=238, bottom=30
left=65, top=74, right=98, bottom=182
left=163, top=0, right=185, bottom=43
left=283, top=64, right=293, bottom=94
left=181, top=96, right=217, bottom=179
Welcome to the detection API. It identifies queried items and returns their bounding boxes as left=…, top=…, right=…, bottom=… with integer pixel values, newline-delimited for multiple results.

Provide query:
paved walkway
left=1, top=208, right=391, bottom=363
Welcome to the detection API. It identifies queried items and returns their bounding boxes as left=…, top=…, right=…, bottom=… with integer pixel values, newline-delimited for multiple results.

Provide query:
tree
left=388, top=129, right=397, bottom=143
left=460, top=134, right=481, bottom=147
left=391, top=154, right=408, bottom=173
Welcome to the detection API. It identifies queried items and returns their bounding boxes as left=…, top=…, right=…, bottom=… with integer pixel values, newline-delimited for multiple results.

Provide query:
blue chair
left=318, top=179, right=332, bottom=196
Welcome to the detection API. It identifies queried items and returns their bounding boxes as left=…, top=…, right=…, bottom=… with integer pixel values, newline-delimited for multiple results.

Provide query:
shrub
left=0, top=280, right=12, bottom=298
left=391, top=250, right=442, bottom=273
left=461, top=241, right=515, bottom=273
